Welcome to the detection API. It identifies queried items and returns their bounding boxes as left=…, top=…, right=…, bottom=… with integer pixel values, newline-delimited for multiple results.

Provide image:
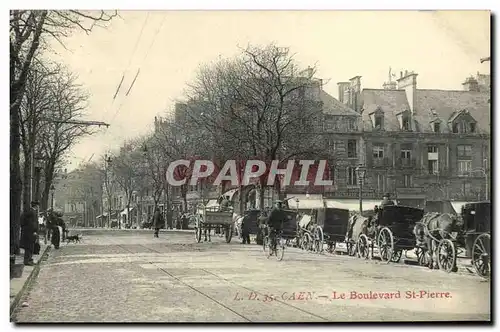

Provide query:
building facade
left=336, top=69, right=490, bottom=208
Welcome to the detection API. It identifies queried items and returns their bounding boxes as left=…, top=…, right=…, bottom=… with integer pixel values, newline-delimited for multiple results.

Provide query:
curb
left=10, top=245, right=51, bottom=322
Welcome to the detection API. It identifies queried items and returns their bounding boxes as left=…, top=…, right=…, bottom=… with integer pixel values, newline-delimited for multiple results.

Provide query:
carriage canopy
left=379, top=205, right=424, bottom=227
left=462, top=201, right=491, bottom=233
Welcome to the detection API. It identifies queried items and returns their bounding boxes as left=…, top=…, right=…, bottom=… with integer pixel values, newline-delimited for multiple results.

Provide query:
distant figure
left=152, top=208, right=165, bottom=238
left=241, top=215, right=251, bottom=245
left=20, top=201, right=39, bottom=265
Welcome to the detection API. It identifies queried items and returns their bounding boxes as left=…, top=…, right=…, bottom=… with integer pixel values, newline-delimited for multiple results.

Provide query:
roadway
left=12, top=229, right=490, bottom=322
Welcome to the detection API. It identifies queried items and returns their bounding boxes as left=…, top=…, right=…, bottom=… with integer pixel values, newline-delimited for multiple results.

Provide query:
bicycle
left=263, top=226, right=285, bottom=261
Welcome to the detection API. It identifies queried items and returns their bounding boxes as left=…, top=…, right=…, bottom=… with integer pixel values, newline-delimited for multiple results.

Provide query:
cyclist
left=267, top=200, right=286, bottom=253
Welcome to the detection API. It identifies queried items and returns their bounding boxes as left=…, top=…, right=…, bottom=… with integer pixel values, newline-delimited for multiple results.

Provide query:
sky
left=48, top=10, right=491, bottom=171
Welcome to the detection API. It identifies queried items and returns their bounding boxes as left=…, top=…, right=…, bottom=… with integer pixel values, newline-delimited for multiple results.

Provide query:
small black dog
left=66, top=234, right=82, bottom=243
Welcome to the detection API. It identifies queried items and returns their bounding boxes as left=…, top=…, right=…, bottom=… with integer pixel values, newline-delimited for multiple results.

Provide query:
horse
left=345, top=213, right=378, bottom=258
left=413, top=212, right=461, bottom=270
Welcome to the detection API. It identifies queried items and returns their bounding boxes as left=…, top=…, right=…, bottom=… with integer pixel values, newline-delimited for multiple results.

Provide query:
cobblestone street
left=13, top=230, right=490, bottom=323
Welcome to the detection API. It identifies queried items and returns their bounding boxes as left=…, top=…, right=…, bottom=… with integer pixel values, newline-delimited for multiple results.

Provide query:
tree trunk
left=22, top=147, right=32, bottom=212
left=10, top=12, right=47, bottom=255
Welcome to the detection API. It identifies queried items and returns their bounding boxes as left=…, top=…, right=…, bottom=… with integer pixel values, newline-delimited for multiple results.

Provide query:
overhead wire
left=107, top=13, right=167, bottom=128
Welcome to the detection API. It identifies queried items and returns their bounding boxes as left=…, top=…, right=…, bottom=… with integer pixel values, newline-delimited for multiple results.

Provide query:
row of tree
left=103, top=43, right=334, bottom=220
left=10, top=10, right=118, bottom=253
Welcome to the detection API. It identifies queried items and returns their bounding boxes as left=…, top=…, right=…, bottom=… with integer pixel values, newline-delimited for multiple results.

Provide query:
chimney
left=337, top=82, right=350, bottom=104
left=396, top=70, right=418, bottom=114
left=462, top=76, right=479, bottom=92
left=349, top=76, right=362, bottom=112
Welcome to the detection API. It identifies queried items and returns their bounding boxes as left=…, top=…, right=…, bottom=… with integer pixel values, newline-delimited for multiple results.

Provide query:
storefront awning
left=324, top=199, right=380, bottom=211
left=287, top=194, right=324, bottom=210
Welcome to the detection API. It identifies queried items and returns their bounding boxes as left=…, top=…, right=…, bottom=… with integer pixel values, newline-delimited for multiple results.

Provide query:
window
left=463, top=182, right=472, bottom=195
left=403, top=175, right=412, bottom=188
left=452, top=123, right=459, bottom=133
left=457, top=145, right=472, bottom=158
left=375, top=115, right=383, bottom=129
left=458, top=160, right=472, bottom=176
left=373, top=144, right=384, bottom=159
left=347, top=140, right=357, bottom=158
left=428, top=145, right=438, bottom=153
left=402, top=116, right=411, bottom=131
left=428, top=160, right=439, bottom=174
left=433, top=122, right=440, bottom=133
left=470, top=122, right=476, bottom=133
left=347, top=167, right=358, bottom=186
left=376, top=174, right=385, bottom=193
left=401, top=149, right=411, bottom=159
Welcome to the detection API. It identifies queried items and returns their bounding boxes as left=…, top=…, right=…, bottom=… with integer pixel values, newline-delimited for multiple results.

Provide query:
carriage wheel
left=472, top=233, right=490, bottom=279
left=357, top=234, right=370, bottom=259
left=276, top=237, right=285, bottom=261
left=225, top=225, right=233, bottom=243
left=262, top=235, right=268, bottom=253
left=195, top=223, right=202, bottom=243
left=377, top=227, right=394, bottom=263
left=391, top=250, right=403, bottom=263
left=437, top=239, right=457, bottom=273
left=314, top=226, right=324, bottom=253
left=416, top=247, right=431, bottom=267
left=302, top=232, right=312, bottom=251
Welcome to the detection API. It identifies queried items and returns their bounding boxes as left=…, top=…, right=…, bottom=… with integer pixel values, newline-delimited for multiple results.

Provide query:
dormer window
left=402, top=115, right=411, bottom=131
left=370, top=107, right=384, bottom=131
left=375, top=115, right=383, bottom=129
left=397, top=109, right=411, bottom=132
left=449, top=109, right=477, bottom=134
left=433, top=122, right=440, bottom=133
left=470, top=122, right=476, bottom=133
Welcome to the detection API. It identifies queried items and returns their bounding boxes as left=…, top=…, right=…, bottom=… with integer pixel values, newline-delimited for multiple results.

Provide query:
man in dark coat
left=20, top=201, right=39, bottom=266
left=241, top=214, right=251, bottom=244
left=266, top=201, right=287, bottom=252
left=152, top=208, right=165, bottom=238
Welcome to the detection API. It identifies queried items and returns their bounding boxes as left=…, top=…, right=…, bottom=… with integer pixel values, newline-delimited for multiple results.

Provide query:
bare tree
left=110, top=141, right=145, bottom=228
left=36, top=67, right=94, bottom=211
left=19, top=62, right=61, bottom=212
left=10, top=9, right=117, bottom=254
left=185, top=43, right=325, bottom=209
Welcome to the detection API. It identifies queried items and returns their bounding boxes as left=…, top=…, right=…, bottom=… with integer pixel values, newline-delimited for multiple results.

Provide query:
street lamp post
left=355, top=164, right=367, bottom=214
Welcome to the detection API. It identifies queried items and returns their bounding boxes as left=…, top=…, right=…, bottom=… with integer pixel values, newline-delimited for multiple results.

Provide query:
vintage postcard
left=9, top=9, right=491, bottom=323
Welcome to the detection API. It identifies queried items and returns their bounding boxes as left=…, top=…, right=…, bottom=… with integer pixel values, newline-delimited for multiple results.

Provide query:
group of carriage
left=192, top=197, right=491, bottom=279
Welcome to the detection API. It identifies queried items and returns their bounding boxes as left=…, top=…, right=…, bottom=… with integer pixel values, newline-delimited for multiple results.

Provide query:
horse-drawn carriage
left=462, top=201, right=491, bottom=278
left=194, top=204, right=234, bottom=243
left=413, top=201, right=490, bottom=279
left=296, top=207, right=350, bottom=254
left=353, top=205, right=424, bottom=263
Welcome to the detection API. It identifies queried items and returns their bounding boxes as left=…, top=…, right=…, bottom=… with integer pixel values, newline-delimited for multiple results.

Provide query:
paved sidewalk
left=10, top=244, right=50, bottom=316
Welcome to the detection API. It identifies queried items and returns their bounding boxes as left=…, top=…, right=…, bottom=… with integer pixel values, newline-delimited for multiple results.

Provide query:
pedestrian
left=152, top=208, right=165, bottom=238
left=241, top=215, right=251, bottom=244
left=20, top=201, right=39, bottom=266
